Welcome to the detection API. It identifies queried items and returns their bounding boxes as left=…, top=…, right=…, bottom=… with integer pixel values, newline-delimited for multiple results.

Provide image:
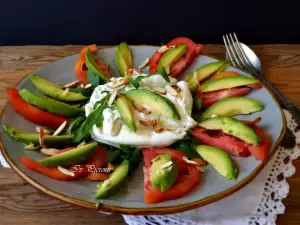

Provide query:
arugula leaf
left=87, top=70, right=100, bottom=87
left=170, top=136, right=201, bottom=158
left=69, top=86, right=93, bottom=98
left=128, top=77, right=140, bottom=89
left=72, top=93, right=110, bottom=143
left=157, top=67, right=170, bottom=83
left=66, top=116, right=85, bottom=134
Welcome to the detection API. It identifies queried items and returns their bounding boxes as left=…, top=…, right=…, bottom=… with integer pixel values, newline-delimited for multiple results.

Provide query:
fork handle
left=254, top=72, right=300, bottom=125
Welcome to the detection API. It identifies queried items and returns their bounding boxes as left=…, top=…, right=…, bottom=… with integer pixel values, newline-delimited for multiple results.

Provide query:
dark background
left=1, top=0, right=300, bottom=46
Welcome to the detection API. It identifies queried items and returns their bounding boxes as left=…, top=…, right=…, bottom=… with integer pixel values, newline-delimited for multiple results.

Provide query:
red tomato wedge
left=75, top=45, right=110, bottom=85
left=21, top=145, right=107, bottom=181
left=195, top=86, right=251, bottom=108
left=210, top=71, right=261, bottom=89
left=142, top=148, right=200, bottom=204
left=149, top=37, right=203, bottom=77
left=190, top=124, right=270, bottom=160
left=7, top=88, right=69, bottom=129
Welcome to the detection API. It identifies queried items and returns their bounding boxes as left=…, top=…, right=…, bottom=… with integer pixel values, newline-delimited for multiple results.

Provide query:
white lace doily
left=1, top=110, right=299, bottom=225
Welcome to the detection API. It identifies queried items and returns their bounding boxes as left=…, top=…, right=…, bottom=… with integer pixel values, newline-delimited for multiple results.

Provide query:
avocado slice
left=195, top=145, right=238, bottom=180
left=158, top=44, right=187, bottom=74
left=200, top=97, right=264, bottom=121
left=116, top=42, right=133, bottom=76
left=200, top=76, right=258, bottom=92
left=124, top=89, right=181, bottom=120
left=115, top=95, right=136, bottom=132
left=150, top=154, right=179, bottom=192
left=85, top=48, right=108, bottom=82
left=19, top=89, right=85, bottom=117
left=94, top=160, right=129, bottom=199
left=3, top=124, right=72, bottom=147
left=185, top=60, right=230, bottom=92
left=38, top=142, right=97, bottom=167
left=30, top=74, right=87, bottom=102
left=198, top=116, right=261, bottom=145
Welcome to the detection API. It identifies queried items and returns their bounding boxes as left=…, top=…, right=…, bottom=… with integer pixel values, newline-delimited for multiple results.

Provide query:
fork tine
left=223, top=35, right=236, bottom=67
left=224, top=34, right=244, bottom=69
left=229, top=33, right=248, bottom=69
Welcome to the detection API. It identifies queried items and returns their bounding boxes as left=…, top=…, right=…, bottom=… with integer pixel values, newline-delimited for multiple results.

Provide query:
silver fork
left=223, top=32, right=300, bottom=125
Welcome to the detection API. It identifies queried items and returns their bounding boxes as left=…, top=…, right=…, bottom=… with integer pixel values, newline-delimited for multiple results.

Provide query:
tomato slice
left=149, top=37, right=203, bottom=77
left=75, top=45, right=110, bottom=85
left=142, top=148, right=200, bottom=204
left=195, top=86, right=251, bottom=108
left=210, top=71, right=261, bottom=89
left=190, top=125, right=270, bottom=160
left=7, top=88, right=69, bottom=129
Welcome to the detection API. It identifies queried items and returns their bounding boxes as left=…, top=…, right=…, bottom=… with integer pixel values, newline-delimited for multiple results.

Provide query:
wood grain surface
left=0, top=45, right=300, bottom=225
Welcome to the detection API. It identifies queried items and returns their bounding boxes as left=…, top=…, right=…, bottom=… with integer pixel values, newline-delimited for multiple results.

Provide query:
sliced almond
left=41, top=148, right=57, bottom=156
left=153, top=124, right=164, bottom=133
left=154, top=87, right=166, bottom=95
left=161, top=161, right=173, bottom=169
left=108, top=90, right=118, bottom=106
left=62, top=88, right=69, bottom=97
left=58, top=166, right=75, bottom=177
left=84, top=84, right=92, bottom=89
left=77, top=141, right=86, bottom=148
left=165, top=85, right=178, bottom=96
left=132, top=101, right=151, bottom=115
left=39, top=128, right=45, bottom=148
left=53, top=121, right=67, bottom=136
left=171, top=84, right=181, bottom=93
left=140, top=120, right=157, bottom=126
left=182, top=156, right=200, bottom=166
left=109, top=77, right=128, bottom=89
left=158, top=45, right=169, bottom=53
left=79, top=84, right=84, bottom=88
left=111, top=118, right=122, bottom=136
left=138, top=58, right=150, bottom=69
left=196, top=166, right=206, bottom=173
left=24, top=144, right=39, bottom=150
left=63, top=80, right=81, bottom=88
left=107, top=162, right=114, bottom=172
left=36, top=127, right=52, bottom=135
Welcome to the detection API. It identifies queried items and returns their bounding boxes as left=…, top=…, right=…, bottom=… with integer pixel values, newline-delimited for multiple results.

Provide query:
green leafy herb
left=170, top=136, right=201, bottom=158
left=69, top=86, right=93, bottom=98
left=87, top=70, right=100, bottom=87
left=72, top=93, right=110, bottom=143
left=157, top=67, right=170, bottom=83
left=66, top=116, right=85, bottom=134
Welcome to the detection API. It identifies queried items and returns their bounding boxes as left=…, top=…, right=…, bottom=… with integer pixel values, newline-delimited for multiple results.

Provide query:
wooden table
left=1, top=45, right=300, bottom=225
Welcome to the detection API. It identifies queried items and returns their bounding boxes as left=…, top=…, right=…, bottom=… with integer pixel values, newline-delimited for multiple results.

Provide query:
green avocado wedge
left=85, top=48, right=109, bottom=82
left=19, top=89, right=85, bottom=117
left=195, top=145, right=239, bottom=180
left=185, top=60, right=231, bottom=92
left=198, top=116, right=261, bottom=145
left=30, top=74, right=87, bottom=102
left=116, top=42, right=133, bottom=76
left=38, top=142, right=97, bottom=167
left=158, top=44, right=187, bottom=74
left=200, top=76, right=258, bottom=92
left=3, top=124, right=73, bottom=147
left=124, top=89, right=181, bottom=120
left=199, top=97, right=264, bottom=121
left=115, top=95, right=136, bottom=132
left=94, top=160, right=130, bottom=199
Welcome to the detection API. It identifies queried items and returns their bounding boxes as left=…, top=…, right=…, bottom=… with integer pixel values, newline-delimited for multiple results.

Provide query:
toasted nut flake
left=107, top=162, right=114, bottom=172
left=138, top=58, right=150, bottom=69
left=171, top=84, right=181, bottom=93
left=58, top=166, right=75, bottom=177
left=154, top=87, right=166, bottom=95
left=79, top=84, right=84, bottom=88
left=109, top=77, right=128, bottom=89
left=53, top=121, right=67, bottom=136
left=24, top=144, right=39, bottom=150
left=63, top=80, right=81, bottom=88
left=161, top=161, right=173, bottom=169
left=153, top=124, right=164, bottom=133
left=196, top=166, right=206, bottom=173
left=158, top=45, right=169, bottom=53
left=182, top=157, right=200, bottom=166
left=140, top=120, right=157, bottom=126
left=41, top=148, right=57, bottom=156
left=62, top=88, right=69, bottom=97
left=36, top=127, right=52, bottom=135
left=77, top=141, right=86, bottom=148
left=108, top=90, right=118, bottom=106
left=39, top=128, right=45, bottom=148
left=133, top=68, right=143, bottom=75
left=132, top=101, right=151, bottom=115
left=86, top=173, right=109, bottom=181
left=165, top=85, right=178, bottom=96
left=102, top=179, right=110, bottom=188
left=111, top=118, right=122, bottom=136
left=84, top=84, right=92, bottom=89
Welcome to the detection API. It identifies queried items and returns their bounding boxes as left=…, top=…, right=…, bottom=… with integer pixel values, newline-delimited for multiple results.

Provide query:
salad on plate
left=3, top=37, right=271, bottom=205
